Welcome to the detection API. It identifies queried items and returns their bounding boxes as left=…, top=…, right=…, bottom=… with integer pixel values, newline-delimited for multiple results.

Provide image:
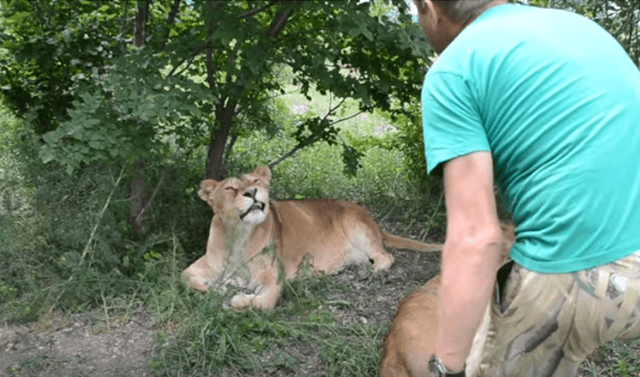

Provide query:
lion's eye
left=225, top=186, right=235, bottom=191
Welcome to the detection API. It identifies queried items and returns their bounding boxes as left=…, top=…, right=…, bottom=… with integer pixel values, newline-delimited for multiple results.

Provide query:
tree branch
left=134, top=166, right=165, bottom=228
left=224, top=133, right=239, bottom=161
left=627, top=6, right=634, bottom=57
left=238, top=1, right=279, bottom=19
left=167, top=39, right=210, bottom=77
left=329, top=109, right=364, bottom=127
left=134, top=0, right=150, bottom=48
left=205, top=43, right=218, bottom=90
left=158, top=0, right=181, bottom=52
left=166, top=0, right=181, bottom=27
left=171, top=54, right=199, bottom=78
left=325, top=97, right=347, bottom=120
left=266, top=6, right=296, bottom=38
left=120, top=0, right=131, bottom=35
left=223, top=2, right=304, bottom=99
left=269, top=97, right=348, bottom=170
left=634, top=6, right=640, bottom=65
left=225, top=40, right=242, bottom=84
left=268, top=133, right=320, bottom=170
left=134, top=149, right=183, bottom=230
left=211, top=2, right=305, bottom=177
left=30, top=1, right=51, bottom=30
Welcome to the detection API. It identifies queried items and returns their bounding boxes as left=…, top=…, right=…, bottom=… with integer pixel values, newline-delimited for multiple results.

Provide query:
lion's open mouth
left=240, top=201, right=266, bottom=220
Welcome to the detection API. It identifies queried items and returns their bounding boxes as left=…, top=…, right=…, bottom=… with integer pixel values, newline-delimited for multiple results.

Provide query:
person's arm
left=436, top=151, right=503, bottom=371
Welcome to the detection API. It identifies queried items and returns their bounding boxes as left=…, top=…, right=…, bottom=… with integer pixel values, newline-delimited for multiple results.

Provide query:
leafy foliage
left=0, top=0, right=125, bottom=134
left=39, top=52, right=212, bottom=173
left=1, top=0, right=432, bottom=180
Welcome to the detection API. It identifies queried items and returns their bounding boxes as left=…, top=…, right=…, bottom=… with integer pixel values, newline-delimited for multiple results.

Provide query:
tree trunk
left=130, top=0, right=150, bottom=239
left=130, top=158, right=147, bottom=238
left=133, top=0, right=148, bottom=47
left=205, top=101, right=236, bottom=180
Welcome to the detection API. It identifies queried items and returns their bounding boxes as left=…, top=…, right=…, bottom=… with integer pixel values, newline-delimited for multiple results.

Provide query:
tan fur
left=181, top=165, right=442, bottom=311
left=379, top=223, right=515, bottom=377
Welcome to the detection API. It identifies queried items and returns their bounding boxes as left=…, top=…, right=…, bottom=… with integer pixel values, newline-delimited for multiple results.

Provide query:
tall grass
left=0, top=109, right=206, bottom=323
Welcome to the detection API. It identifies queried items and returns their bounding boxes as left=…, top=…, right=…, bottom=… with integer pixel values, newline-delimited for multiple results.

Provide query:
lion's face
left=199, top=165, right=272, bottom=227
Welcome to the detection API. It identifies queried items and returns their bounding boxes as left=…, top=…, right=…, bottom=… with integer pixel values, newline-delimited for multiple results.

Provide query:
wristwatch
left=428, top=355, right=466, bottom=377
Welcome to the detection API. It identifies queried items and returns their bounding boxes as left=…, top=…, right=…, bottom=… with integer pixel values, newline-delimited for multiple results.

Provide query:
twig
left=80, top=164, right=127, bottom=262
left=167, top=39, right=210, bottom=78
left=329, top=110, right=364, bottom=127
left=268, top=97, right=350, bottom=170
left=133, top=170, right=165, bottom=229
left=157, top=0, right=182, bottom=53
left=52, top=164, right=127, bottom=305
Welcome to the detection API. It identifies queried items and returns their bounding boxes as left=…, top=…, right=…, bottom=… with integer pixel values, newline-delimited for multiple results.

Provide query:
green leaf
left=88, top=140, right=104, bottom=150
left=39, top=146, right=55, bottom=164
left=42, top=130, right=62, bottom=145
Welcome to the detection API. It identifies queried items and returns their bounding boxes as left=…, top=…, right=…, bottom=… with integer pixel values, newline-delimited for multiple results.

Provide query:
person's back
left=417, top=2, right=640, bottom=375
left=422, top=4, right=640, bottom=273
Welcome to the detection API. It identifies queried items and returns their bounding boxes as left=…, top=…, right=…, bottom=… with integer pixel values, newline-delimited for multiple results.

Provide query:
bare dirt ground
left=1, top=237, right=637, bottom=377
left=0, top=307, right=156, bottom=377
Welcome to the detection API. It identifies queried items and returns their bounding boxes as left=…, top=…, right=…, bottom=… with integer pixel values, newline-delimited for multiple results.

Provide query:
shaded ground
left=0, top=308, right=155, bottom=377
left=1, top=231, right=638, bottom=376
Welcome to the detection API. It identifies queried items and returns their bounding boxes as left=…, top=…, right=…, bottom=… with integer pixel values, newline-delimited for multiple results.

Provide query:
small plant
left=6, top=355, right=69, bottom=376
left=579, top=339, right=640, bottom=377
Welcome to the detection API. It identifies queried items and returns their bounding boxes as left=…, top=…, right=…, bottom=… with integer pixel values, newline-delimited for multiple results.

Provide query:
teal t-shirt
left=422, top=4, right=640, bottom=273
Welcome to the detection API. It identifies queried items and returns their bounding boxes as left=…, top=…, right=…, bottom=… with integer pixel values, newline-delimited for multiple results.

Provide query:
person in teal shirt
left=413, top=1, right=640, bottom=376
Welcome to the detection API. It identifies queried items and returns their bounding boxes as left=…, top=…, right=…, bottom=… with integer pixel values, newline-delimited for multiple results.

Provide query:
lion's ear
left=253, top=165, right=272, bottom=182
left=199, top=179, right=219, bottom=201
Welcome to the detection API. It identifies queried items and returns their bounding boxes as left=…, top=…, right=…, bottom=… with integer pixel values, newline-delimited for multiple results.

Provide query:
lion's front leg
left=182, top=255, right=221, bottom=292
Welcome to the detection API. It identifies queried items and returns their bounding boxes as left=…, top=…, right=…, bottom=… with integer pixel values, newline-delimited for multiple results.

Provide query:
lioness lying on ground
left=379, top=223, right=515, bottom=377
left=182, top=165, right=442, bottom=311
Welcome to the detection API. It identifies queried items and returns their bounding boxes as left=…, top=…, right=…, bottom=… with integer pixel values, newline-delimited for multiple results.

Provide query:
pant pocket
left=494, top=260, right=515, bottom=314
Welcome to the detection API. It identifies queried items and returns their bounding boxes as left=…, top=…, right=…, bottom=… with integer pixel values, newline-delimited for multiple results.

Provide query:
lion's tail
left=381, top=232, right=442, bottom=252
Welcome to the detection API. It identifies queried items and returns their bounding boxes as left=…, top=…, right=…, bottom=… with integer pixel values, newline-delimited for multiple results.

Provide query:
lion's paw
left=229, top=293, right=256, bottom=311
left=184, top=275, right=212, bottom=293
left=373, top=253, right=394, bottom=272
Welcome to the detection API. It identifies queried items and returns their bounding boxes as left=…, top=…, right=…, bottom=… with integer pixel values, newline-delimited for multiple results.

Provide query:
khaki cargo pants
left=474, top=250, right=640, bottom=377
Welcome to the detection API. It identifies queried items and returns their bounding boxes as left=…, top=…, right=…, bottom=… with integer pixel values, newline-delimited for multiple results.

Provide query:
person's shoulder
left=475, top=3, right=584, bottom=27
left=494, top=3, right=595, bottom=26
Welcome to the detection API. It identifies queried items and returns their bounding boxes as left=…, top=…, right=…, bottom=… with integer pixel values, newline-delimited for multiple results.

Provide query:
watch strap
left=428, top=355, right=466, bottom=377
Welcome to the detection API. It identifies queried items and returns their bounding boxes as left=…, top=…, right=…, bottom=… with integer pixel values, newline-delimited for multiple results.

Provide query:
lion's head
left=199, top=165, right=272, bottom=227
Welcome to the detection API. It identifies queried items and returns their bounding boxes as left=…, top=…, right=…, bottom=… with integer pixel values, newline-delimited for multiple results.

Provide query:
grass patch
left=150, top=275, right=385, bottom=377
left=6, top=355, right=70, bottom=377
